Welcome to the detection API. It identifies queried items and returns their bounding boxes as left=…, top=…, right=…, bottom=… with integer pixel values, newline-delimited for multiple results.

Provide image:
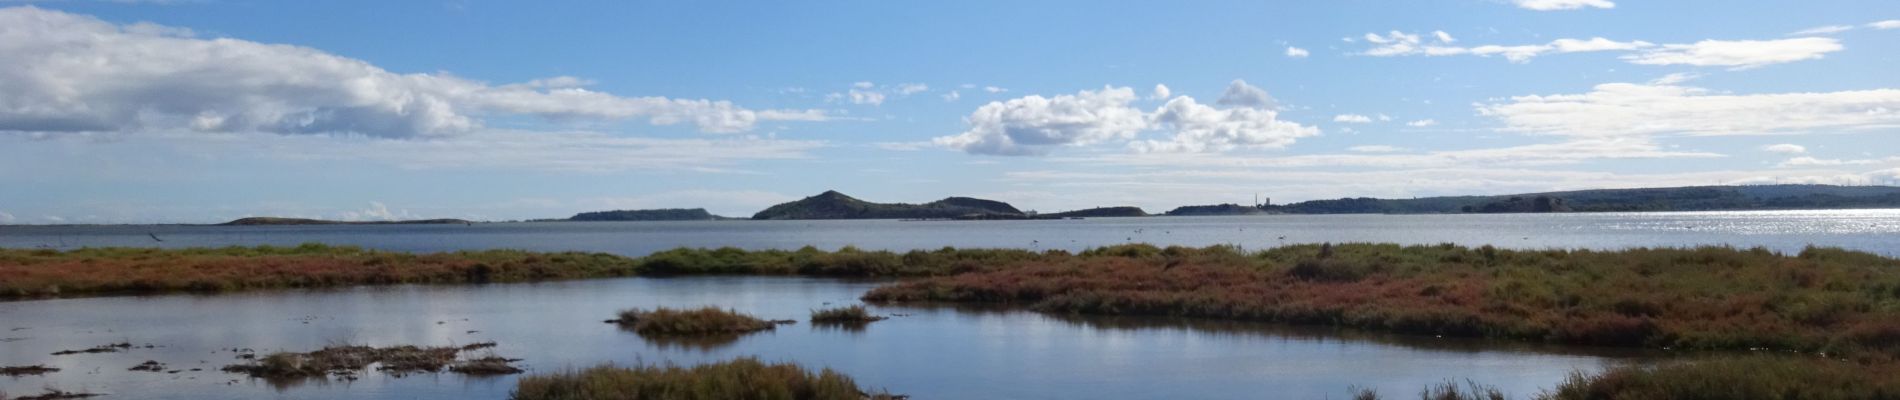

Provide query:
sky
left=1, top=0, right=1898, bottom=224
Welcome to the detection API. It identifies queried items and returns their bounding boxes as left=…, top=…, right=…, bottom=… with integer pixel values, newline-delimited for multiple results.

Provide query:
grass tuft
left=510, top=357, right=901, bottom=400
left=611, top=307, right=778, bottom=336
left=809, top=305, right=886, bottom=324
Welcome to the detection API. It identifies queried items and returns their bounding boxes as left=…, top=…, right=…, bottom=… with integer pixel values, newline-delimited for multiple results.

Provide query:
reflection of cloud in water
left=886, top=303, right=1656, bottom=359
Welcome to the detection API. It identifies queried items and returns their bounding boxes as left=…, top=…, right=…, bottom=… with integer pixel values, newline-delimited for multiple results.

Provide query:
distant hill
left=1464, top=195, right=1573, bottom=213
left=1046, top=206, right=1149, bottom=218
left=218, top=217, right=472, bottom=226
left=1254, top=185, right=1900, bottom=214
left=569, top=208, right=726, bottom=221
left=1166, top=203, right=1268, bottom=216
left=1162, top=185, right=1900, bottom=215
left=752, top=191, right=1023, bottom=220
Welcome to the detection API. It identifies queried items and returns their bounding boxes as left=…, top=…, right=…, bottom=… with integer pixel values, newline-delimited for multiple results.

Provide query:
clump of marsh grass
left=609, top=307, right=780, bottom=336
left=510, top=357, right=903, bottom=400
left=1539, top=356, right=1900, bottom=399
left=809, top=305, right=886, bottom=325
left=0, top=364, right=59, bottom=377
left=221, top=343, right=523, bottom=381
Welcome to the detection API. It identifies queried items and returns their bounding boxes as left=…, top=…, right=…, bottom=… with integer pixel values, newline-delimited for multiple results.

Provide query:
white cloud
left=0, top=211, right=14, bottom=224
left=1649, top=72, right=1701, bottom=85
left=337, top=201, right=417, bottom=222
left=1334, top=114, right=1374, bottom=123
left=1478, top=82, right=1900, bottom=138
left=1348, top=145, right=1406, bottom=153
left=1789, top=25, right=1854, bottom=36
left=933, top=86, right=1149, bottom=156
left=1511, top=0, right=1614, bottom=11
left=1214, top=79, right=1273, bottom=108
left=1777, top=156, right=1892, bottom=167
left=1151, top=84, right=1172, bottom=100
left=1378, top=114, right=1393, bottom=122
left=0, top=7, right=823, bottom=137
left=894, top=83, right=930, bottom=96
left=1358, top=31, right=1835, bottom=68
left=1362, top=31, right=1652, bottom=63
left=842, top=81, right=887, bottom=105
left=984, top=86, right=1009, bottom=93
left=1870, top=20, right=1900, bottom=30
left=1762, top=144, right=1807, bottom=154
left=1284, top=46, right=1310, bottom=58
left=102, top=129, right=827, bottom=173
left=936, top=81, right=1319, bottom=156
left=1406, top=119, right=1438, bottom=127
left=1432, top=30, right=1456, bottom=43
left=1134, top=95, right=1320, bottom=153
left=941, top=90, right=961, bottom=102
left=1622, top=38, right=1842, bottom=70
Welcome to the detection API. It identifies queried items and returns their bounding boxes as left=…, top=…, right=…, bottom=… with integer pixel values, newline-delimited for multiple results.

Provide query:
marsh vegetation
left=510, top=357, right=901, bottom=400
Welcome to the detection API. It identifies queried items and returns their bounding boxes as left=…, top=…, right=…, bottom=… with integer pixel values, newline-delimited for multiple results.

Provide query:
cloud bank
left=0, top=6, right=824, bottom=138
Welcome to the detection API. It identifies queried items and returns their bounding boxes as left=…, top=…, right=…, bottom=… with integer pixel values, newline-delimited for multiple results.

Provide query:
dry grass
left=510, top=357, right=901, bottom=400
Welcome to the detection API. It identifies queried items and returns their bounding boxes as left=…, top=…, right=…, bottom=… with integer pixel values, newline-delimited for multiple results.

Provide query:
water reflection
left=2, top=276, right=1641, bottom=399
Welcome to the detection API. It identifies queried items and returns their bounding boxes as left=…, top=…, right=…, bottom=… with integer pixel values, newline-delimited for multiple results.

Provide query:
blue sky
left=2, top=0, right=1898, bottom=223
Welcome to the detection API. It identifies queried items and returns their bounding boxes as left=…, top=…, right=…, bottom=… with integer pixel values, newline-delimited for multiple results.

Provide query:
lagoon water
left=1, top=277, right=1641, bottom=400
left=2, top=210, right=1897, bottom=399
left=4, top=209, right=1899, bottom=256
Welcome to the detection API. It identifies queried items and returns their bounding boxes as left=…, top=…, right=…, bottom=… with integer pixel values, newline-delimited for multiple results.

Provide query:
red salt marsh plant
left=864, top=243, right=1900, bottom=362
left=610, top=307, right=780, bottom=336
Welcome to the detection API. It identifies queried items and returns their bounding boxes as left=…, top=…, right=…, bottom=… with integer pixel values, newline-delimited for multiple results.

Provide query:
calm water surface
left=1, top=277, right=1642, bottom=400
left=2, top=210, right=1893, bottom=399
left=3, top=210, right=1898, bottom=256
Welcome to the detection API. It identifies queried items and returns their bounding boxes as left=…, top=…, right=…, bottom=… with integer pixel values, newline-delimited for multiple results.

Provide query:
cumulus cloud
left=1334, top=114, right=1374, bottom=123
left=1762, top=144, right=1807, bottom=154
left=1511, top=0, right=1614, bottom=11
left=1621, top=38, right=1842, bottom=70
left=0, top=7, right=824, bottom=137
left=1284, top=46, right=1309, bottom=58
left=941, top=90, right=961, bottom=102
left=1151, top=84, right=1172, bottom=100
left=1134, top=95, right=1320, bottom=153
left=1478, top=82, right=1900, bottom=138
left=1406, top=119, right=1438, bottom=127
left=936, top=81, right=1319, bottom=155
left=932, top=86, right=1149, bottom=156
left=1214, top=79, right=1273, bottom=109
